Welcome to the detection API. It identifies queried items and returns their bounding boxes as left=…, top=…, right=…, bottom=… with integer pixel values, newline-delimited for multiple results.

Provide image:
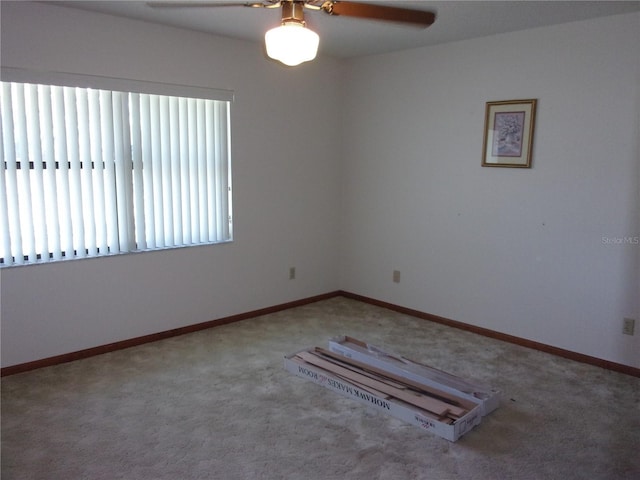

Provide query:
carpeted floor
left=2, top=296, right=639, bottom=480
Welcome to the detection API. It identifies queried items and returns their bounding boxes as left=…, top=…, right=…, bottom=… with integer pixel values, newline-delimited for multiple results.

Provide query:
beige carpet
left=2, top=297, right=639, bottom=479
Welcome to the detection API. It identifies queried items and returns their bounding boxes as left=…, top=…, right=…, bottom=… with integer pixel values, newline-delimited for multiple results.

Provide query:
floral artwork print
left=492, top=111, right=525, bottom=157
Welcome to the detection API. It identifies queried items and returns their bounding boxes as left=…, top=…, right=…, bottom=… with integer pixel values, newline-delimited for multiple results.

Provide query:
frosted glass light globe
left=265, top=23, right=319, bottom=66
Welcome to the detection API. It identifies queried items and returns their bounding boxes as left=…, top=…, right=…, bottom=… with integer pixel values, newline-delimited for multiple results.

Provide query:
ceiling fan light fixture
left=265, top=22, right=319, bottom=67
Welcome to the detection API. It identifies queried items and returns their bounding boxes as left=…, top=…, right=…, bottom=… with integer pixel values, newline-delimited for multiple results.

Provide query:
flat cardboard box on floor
left=328, top=336, right=500, bottom=416
left=284, top=348, right=483, bottom=442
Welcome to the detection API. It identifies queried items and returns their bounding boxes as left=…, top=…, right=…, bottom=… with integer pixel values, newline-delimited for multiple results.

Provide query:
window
left=0, top=70, right=232, bottom=266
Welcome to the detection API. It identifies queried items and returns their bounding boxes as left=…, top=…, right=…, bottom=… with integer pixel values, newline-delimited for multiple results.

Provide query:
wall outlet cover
left=623, top=318, right=635, bottom=336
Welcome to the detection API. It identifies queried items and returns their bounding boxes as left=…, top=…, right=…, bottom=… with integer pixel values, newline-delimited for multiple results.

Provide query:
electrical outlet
left=623, top=318, right=635, bottom=336
left=393, top=270, right=401, bottom=283
left=289, top=267, right=296, bottom=280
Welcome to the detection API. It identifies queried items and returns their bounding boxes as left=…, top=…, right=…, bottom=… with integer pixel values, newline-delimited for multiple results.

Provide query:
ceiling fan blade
left=146, top=1, right=276, bottom=8
left=322, top=1, right=435, bottom=27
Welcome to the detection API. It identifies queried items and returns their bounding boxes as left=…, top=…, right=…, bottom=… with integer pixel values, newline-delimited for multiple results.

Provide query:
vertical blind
left=0, top=80, right=232, bottom=266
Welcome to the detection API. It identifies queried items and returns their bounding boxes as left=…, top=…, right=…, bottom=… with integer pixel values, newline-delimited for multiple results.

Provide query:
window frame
left=1, top=68, right=234, bottom=267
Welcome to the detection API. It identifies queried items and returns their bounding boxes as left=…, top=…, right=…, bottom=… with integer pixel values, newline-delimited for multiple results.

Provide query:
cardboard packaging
left=284, top=337, right=497, bottom=441
left=328, top=336, right=500, bottom=416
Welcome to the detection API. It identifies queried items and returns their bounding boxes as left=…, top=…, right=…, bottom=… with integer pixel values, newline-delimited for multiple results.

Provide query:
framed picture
left=482, top=99, right=537, bottom=168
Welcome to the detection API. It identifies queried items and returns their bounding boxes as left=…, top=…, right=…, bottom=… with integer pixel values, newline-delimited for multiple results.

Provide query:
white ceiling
left=55, top=1, right=640, bottom=58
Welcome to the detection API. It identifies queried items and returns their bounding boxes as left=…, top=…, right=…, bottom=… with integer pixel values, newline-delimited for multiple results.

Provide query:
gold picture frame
left=482, top=99, right=537, bottom=168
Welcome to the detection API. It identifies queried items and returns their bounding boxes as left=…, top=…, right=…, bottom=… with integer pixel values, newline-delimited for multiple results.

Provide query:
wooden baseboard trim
left=0, top=291, right=342, bottom=377
left=4, top=289, right=637, bottom=378
left=339, top=291, right=640, bottom=378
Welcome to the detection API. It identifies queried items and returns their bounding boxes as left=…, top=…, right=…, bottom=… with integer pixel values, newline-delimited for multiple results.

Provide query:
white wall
left=2, top=3, right=638, bottom=370
left=0, top=2, right=344, bottom=367
left=339, top=13, right=640, bottom=367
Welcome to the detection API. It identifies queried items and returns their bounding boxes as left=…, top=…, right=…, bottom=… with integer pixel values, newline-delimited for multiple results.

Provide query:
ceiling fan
left=147, top=1, right=436, bottom=66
